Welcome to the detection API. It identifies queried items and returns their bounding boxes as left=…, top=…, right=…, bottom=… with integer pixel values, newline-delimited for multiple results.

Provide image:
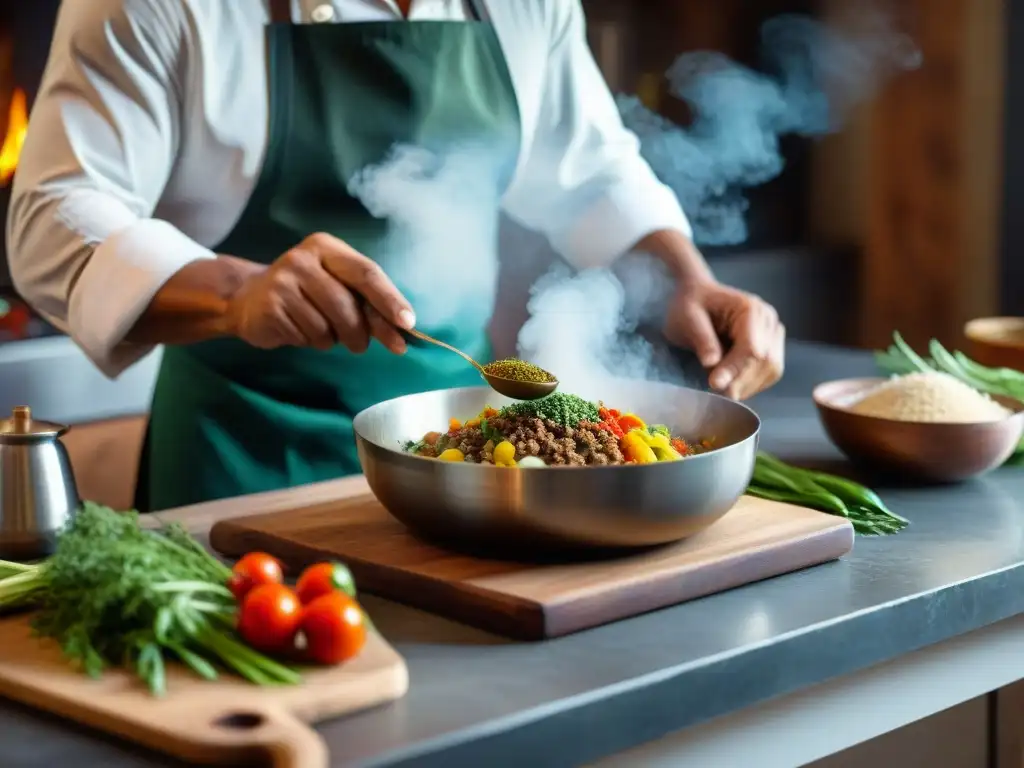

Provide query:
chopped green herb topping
left=498, top=393, right=600, bottom=427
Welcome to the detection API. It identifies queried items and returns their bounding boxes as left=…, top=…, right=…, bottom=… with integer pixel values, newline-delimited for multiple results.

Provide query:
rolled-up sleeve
left=5, top=0, right=215, bottom=377
left=501, top=0, right=692, bottom=270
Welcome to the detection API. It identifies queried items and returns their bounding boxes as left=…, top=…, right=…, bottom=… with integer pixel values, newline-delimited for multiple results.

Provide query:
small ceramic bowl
left=812, top=377, right=1024, bottom=482
left=964, top=317, right=1024, bottom=371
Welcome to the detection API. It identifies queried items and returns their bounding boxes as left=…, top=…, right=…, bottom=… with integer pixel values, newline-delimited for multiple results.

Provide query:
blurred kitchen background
left=0, top=0, right=1011, bottom=510
left=0, top=3, right=1013, bottom=764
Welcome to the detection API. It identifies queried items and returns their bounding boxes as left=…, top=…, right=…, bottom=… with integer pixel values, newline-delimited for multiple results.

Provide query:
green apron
left=137, top=0, right=521, bottom=511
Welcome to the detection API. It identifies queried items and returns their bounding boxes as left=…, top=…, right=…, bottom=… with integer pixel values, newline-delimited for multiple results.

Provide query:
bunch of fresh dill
left=0, top=502, right=300, bottom=695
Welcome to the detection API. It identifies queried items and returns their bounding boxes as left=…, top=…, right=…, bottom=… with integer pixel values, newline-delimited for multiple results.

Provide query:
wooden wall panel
left=861, top=0, right=1005, bottom=350
left=61, top=416, right=148, bottom=512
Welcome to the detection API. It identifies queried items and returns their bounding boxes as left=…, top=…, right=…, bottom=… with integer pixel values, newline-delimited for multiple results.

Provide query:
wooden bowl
left=964, top=317, right=1024, bottom=371
left=812, top=378, right=1024, bottom=483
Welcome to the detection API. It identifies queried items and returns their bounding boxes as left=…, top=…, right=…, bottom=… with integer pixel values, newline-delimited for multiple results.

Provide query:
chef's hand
left=665, top=278, right=785, bottom=400
left=225, top=232, right=414, bottom=354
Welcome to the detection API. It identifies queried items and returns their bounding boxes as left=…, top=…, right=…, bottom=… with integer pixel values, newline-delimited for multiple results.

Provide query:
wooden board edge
left=0, top=673, right=327, bottom=767
left=210, top=521, right=549, bottom=640
left=541, top=519, right=856, bottom=638
left=0, top=631, right=409, bottom=767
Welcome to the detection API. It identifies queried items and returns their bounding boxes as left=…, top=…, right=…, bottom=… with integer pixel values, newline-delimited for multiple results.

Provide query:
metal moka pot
left=0, top=406, right=78, bottom=560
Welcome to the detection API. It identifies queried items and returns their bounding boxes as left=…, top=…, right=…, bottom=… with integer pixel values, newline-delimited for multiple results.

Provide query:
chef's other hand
left=226, top=232, right=414, bottom=354
left=665, top=279, right=785, bottom=400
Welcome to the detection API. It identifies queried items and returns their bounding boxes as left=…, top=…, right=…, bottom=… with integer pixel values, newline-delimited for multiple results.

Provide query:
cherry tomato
left=228, top=552, right=283, bottom=601
left=295, top=561, right=356, bottom=605
left=300, top=592, right=367, bottom=665
left=237, top=583, right=302, bottom=654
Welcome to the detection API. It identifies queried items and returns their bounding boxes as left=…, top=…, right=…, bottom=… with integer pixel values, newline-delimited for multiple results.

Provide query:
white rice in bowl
left=848, top=372, right=1012, bottom=423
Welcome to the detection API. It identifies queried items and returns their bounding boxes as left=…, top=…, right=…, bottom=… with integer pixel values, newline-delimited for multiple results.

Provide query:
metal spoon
left=405, top=328, right=558, bottom=401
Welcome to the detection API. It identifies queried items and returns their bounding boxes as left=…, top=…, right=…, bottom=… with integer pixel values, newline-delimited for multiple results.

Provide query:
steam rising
left=348, top=144, right=505, bottom=332
left=516, top=261, right=683, bottom=396
left=347, top=13, right=920, bottom=395
left=519, top=12, right=920, bottom=392
left=618, top=12, right=920, bottom=245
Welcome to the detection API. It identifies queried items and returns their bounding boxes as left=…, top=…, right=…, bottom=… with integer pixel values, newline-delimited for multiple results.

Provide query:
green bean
left=751, top=464, right=853, bottom=515
left=750, top=462, right=812, bottom=493
left=755, top=451, right=818, bottom=481
left=801, top=472, right=905, bottom=522
left=875, top=349, right=920, bottom=376
left=754, top=454, right=862, bottom=503
left=804, top=471, right=880, bottom=508
left=746, top=484, right=831, bottom=508
left=747, top=482, right=852, bottom=518
left=753, top=451, right=791, bottom=471
left=927, top=340, right=972, bottom=379
left=751, top=453, right=909, bottom=534
left=928, top=339, right=1007, bottom=397
left=753, top=455, right=859, bottom=517
left=882, top=332, right=1022, bottom=400
left=893, top=332, right=934, bottom=373
left=952, top=350, right=1024, bottom=392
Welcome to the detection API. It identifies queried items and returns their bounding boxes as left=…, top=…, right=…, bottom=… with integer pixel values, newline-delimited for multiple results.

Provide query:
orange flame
left=0, top=88, right=28, bottom=187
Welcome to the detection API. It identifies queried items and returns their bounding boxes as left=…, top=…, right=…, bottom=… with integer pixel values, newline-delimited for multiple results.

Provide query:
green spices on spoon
left=482, top=358, right=556, bottom=384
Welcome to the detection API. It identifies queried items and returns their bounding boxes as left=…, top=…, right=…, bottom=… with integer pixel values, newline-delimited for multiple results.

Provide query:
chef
left=6, top=0, right=785, bottom=511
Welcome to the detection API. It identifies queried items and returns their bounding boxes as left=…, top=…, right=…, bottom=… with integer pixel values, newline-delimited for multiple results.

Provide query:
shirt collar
left=373, top=0, right=463, bottom=18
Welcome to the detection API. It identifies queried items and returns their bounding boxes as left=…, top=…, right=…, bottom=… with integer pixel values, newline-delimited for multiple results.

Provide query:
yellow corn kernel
left=438, top=448, right=465, bottom=462
left=493, top=440, right=516, bottom=465
left=448, top=418, right=462, bottom=431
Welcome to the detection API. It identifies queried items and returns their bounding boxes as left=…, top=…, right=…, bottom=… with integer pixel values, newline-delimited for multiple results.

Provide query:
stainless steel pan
left=353, top=379, right=760, bottom=553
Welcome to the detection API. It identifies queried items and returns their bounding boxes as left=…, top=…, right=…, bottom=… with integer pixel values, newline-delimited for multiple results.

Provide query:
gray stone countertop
left=5, top=342, right=1024, bottom=767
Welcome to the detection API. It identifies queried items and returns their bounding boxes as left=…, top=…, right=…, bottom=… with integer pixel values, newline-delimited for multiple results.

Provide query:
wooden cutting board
left=0, top=612, right=407, bottom=767
left=209, top=491, right=854, bottom=640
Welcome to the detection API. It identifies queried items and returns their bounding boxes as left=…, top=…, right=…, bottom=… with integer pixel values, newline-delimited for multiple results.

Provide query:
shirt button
left=310, top=4, right=335, bottom=22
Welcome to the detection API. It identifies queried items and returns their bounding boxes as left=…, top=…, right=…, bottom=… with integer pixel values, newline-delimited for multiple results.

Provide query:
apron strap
left=466, top=0, right=486, bottom=22
left=269, top=0, right=291, bottom=24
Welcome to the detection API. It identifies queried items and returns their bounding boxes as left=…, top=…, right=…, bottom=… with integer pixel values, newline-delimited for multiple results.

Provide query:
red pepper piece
left=617, top=414, right=646, bottom=433
left=600, top=419, right=624, bottom=438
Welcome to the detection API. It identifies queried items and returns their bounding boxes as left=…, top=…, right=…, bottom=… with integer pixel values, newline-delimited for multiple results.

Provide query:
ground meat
left=412, top=413, right=705, bottom=465
left=442, top=426, right=489, bottom=462
left=469, top=416, right=626, bottom=466
left=411, top=431, right=443, bottom=458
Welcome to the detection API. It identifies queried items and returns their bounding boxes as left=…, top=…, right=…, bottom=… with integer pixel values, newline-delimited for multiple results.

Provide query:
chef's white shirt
left=6, top=0, right=691, bottom=378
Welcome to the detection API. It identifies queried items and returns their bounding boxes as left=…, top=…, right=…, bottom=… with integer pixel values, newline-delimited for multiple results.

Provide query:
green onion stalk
left=0, top=564, right=48, bottom=612
left=749, top=452, right=909, bottom=536
left=875, top=331, right=1024, bottom=459
left=0, top=502, right=301, bottom=695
